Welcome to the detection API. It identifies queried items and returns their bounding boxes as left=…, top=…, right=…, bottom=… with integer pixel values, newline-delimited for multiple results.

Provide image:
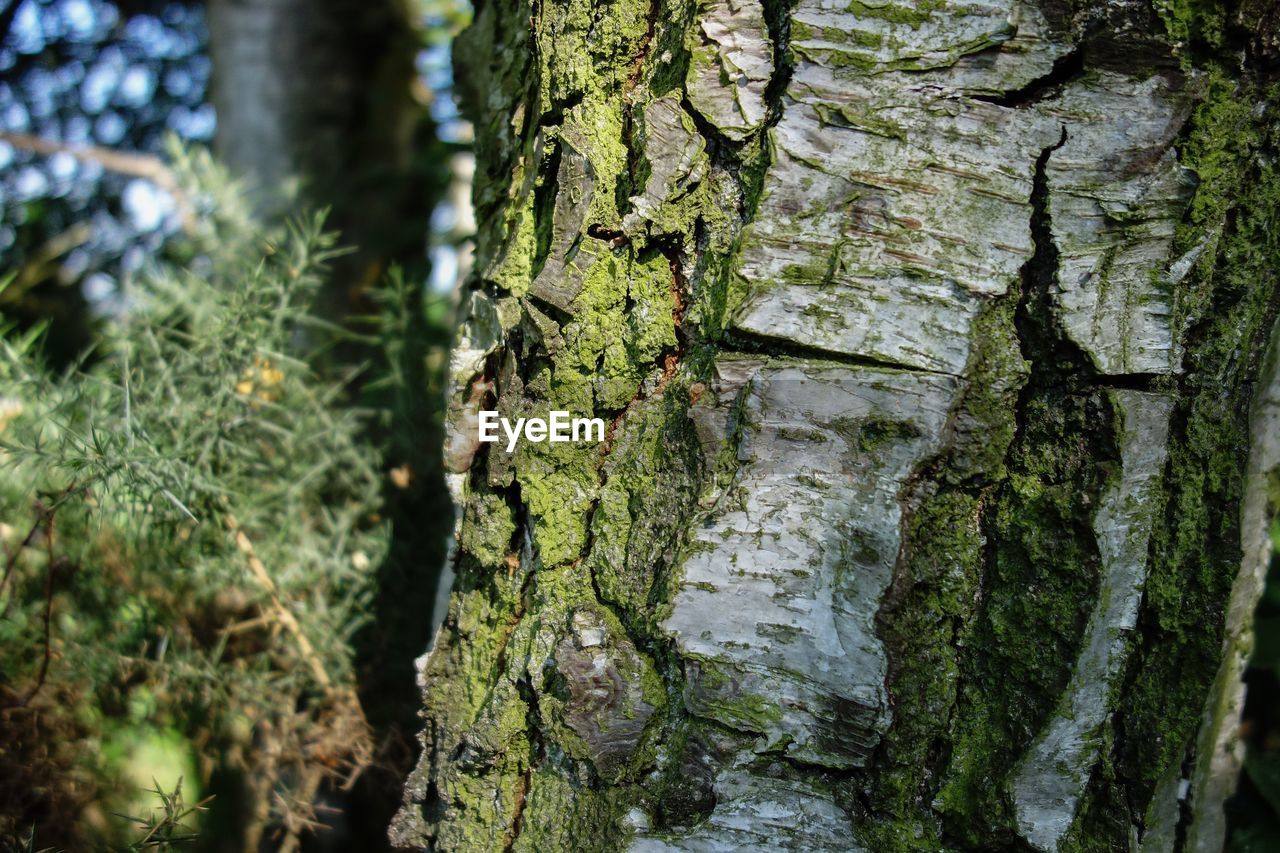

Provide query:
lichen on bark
left=393, top=0, right=1280, bottom=849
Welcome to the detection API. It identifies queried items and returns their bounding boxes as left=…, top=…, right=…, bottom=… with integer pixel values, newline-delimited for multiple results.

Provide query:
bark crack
left=504, top=668, right=546, bottom=853
left=1014, top=126, right=1083, bottom=382
left=722, top=328, right=963, bottom=377
left=973, top=47, right=1085, bottom=109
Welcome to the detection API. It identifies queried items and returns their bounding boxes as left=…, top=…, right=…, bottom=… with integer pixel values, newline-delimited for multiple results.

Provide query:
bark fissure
left=972, top=47, right=1085, bottom=109
left=932, top=121, right=1161, bottom=851
left=721, top=329, right=964, bottom=377
left=504, top=669, right=547, bottom=852
left=1014, top=127, right=1079, bottom=384
left=395, top=0, right=1280, bottom=848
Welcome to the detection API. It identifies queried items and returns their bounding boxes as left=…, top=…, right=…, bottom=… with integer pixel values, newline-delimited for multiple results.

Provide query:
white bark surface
left=1013, top=391, right=1173, bottom=851
left=395, top=0, right=1280, bottom=846
left=666, top=359, right=958, bottom=769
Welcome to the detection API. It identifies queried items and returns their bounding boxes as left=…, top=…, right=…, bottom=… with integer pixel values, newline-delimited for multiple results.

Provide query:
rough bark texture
left=393, top=0, right=1280, bottom=849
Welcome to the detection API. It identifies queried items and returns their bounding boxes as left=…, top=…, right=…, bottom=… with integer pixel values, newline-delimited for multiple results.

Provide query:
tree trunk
left=392, top=0, right=1280, bottom=849
left=206, top=0, right=431, bottom=314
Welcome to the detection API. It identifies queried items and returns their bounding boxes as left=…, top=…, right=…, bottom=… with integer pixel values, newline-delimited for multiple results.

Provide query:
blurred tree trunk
left=206, top=0, right=435, bottom=317
left=392, top=0, right=1280, bottom=849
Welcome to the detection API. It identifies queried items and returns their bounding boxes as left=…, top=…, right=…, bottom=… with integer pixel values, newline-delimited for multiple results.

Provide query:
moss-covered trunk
left=392, top=0, right=1280, bottom=849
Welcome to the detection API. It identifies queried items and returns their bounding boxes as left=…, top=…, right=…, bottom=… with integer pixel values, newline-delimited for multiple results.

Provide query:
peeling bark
left=394, top=0, right=1280, bottom=849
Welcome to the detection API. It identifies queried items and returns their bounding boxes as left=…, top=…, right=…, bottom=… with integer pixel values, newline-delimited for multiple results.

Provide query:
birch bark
left=394, top=1, right=1280, bottom=849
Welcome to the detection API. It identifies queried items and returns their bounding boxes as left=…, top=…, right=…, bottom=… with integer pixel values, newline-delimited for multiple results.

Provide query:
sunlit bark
left=394, top=1, right=1280, bottom=849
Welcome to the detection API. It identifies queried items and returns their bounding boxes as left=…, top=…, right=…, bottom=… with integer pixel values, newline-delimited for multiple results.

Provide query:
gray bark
left=394, top=0, right=1280, bottom=849
left=207, top=0, right=427, bottom=313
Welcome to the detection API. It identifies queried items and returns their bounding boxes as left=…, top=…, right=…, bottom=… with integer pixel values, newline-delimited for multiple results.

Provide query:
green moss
left=558, top=247, right=676, bottom=410
left=862, top=292, right=1027, bottom=850
left=932, top=230, right=1122, bottom=842
left=949, top=296, right=1030, bottom=483
left=842, top=0, right=933, bottom=28
left=794, top=44, right=876, bottom=71
left=634, top=128, right=728, bottom=240
left=938, top=388, right=1119, bottom=841
left=514, top=769, right=631, bottom=852
left=510, top=245, right=679, bottom=567
left=831, top=413, right=923, bottom=455
left=814, top=103, right=909, bottom=141
left=568, top=99, right=632, bottom=229
left=863, top=491, right=983, bottom=852
left=461, top=489, right=519, bottom=567
left=451, top=568, right=664, bottom=802
left=644, top=0, right=697, bottom=100
left=789, top=19, right=815, bottom=40
left=535, top=0, right=653, bottom=105
left=1112, top=77, right=1280, bottom=808
left=516, top=446, right=601, bottom=567
left=627, top=251, right=681, bottom=359
left=688, top=660, right=785, bottom=732
left=488, top=197, right=540, bottom=296
left=590, top=389, right=702, bottom=637
left=417, top=584, right=535, bottom=850
left=1153, top=0, right=1228, bottom=53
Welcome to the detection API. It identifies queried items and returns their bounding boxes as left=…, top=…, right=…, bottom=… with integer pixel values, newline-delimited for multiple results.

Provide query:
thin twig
left=217, top=613, right=274, bottom=636
left=0, top=502, right=47, bottom=606
left=1, top=483, right=86, bottom=613
left=10, top=221, right=94, bottom=294
left=223, top=513, right=375, bottom=843
left=224, top=513, right=333, bottom=691
left=277, top=765, right=325, bottom=853
left=0, top=131, right=197, bottom=233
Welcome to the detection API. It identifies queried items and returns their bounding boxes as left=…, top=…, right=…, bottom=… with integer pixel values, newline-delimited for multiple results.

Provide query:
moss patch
left=1114, top=76, right=1280, bottom=810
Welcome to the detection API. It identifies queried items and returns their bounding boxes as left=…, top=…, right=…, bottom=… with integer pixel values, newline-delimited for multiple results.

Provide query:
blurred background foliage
left=0, top=0, right=469, bottom=848
left=0, top=0, right=213, bottom=363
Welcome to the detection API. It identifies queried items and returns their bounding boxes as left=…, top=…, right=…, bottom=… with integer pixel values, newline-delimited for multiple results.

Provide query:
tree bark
left=393, top=0, right=1280, bottom=849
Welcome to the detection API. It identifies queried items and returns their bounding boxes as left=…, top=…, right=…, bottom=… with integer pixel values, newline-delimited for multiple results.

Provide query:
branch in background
left=0, top=500, right=49, bottom=608
left=224, top=514, right=334, bottom=691
left=0, top=131, right=197, bottom=234
left=8, top=222, right=94, bottom=297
